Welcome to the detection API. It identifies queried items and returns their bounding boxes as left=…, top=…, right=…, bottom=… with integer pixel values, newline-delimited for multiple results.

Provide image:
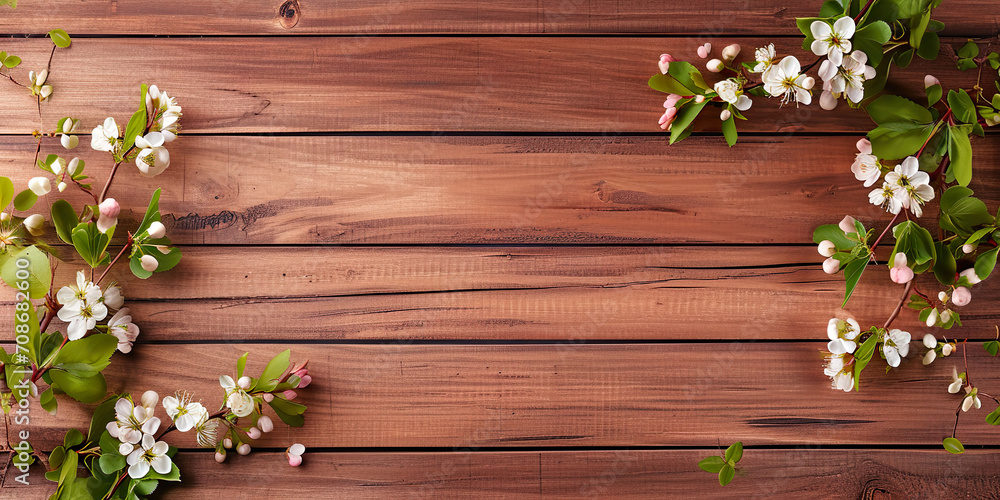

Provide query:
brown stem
left=854, top=0, right=877, bottom=22
left=882, top=280, right=913, bottom=329
left=0, top=71, right=26, bottom=88
left=96, top=238, right=132, bottom=286
left=98, top=161, right=124, bottom=204
left=867, top=211, right=902, bottom=264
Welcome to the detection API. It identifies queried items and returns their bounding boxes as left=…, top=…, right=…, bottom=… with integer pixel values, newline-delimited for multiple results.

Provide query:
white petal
left=735, top=95, right=752, bottom=111
left=150, top=455, right=172, bottom=474
left=128, top=460, right=150, bottom=479
left=828, top=49, right=843, bottom=67
left=834, top=16, right=856, bottom=39
left=811, top=21, right=832, bottom=41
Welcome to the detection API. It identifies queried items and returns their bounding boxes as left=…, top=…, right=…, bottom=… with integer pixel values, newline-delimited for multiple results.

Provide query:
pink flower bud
left=658, top=54, right=676, bottom=74
left=856, top=138, right=872, bottom=155
left=697, top=43, right=711, bottom=59
left=822, top=257, right=839, bottom=275
left=293, top=368, right=309, bottom=378
left=223, top=438, right=233, bottom=449
left=263, top=393, right=274, bottom=402
left=838, top=216, right=857, bottom=234
left=719, top=109, right=731, bottom=121
left=663, top=97, right=680, bottom=109
left=237, top=376, right=252, bottom=390
left=951, top=287, right=971, bottom=307
left=258, top=415, right=274, bottom=433
left=247, top=427, right=262, bottom=440
left=215, top=451, right=226, bottom=463
left=297, top=374, right=312, bottom=388
left=889, top=253, right=914, bottom=284
left=286, top=443, right=306, bottom=467
left=288, top=454, right=303, bottom=467
left=283, top=390, right=298, bottom=400
left=237, top=443, right=251, bottom=455
left=706, top=59, right=724, bottom=73
left=819, top=91, right=838, bottom=110
left=99, top=198, right=121, bottom=218
left=924, top=75, right=940, bottom=89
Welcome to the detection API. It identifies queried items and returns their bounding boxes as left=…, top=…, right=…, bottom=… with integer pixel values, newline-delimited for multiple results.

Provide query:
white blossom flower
left=28, top=177, right=51, bottom=196
left=163, top=391, right=209, bottom=432
left=220, top=375, right=255, bottom=417
left=882, top=329, right=911, bottom=367
left=962, top=386, right=981, bottom=412
left=713, top=79, right=753, bottom=111
left=763, top=56, right=812, bottom=106
left=106, top=392, right=160, bottom=445
left=810, top=17, right=856, bottom=67
left=29, top=70, right=52, bottom=100
left=146, top=86, right=182, bottom=142
left=134, top=132, right=170, bottom=177
left=923, top=334, right=937, bottom=349
left=827, top=318, right=860, bottom=354
left=126, top=433, right=172, bottom=479
left=884, top=156, right=934, bottom=217
left=196, top=418, right=222, bottom=448
left=103, top=283, right=124, bottom=310
left=91, top=117, right=121, bottom=154
left=851, top=138, right=881, bottom=187
left=56, top=274, right=108, bottom=340
left=818, top=50, right=875, bottom=104
left=824, top=352, right=854, bottom=392
left=752, top=44, right=776, bottom=74
left=948, top=367, right=964, bottom=394
left=108, top=308, right=140, bottom=354
left=868, top=181, right=904, bottom=214
left=960, top=268, right=981, bottom=285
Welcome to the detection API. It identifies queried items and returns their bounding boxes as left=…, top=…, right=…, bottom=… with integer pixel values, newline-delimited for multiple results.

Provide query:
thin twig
left=96, top=239, right=132, bottom=286
left=883, top=280, right=913, bottom=329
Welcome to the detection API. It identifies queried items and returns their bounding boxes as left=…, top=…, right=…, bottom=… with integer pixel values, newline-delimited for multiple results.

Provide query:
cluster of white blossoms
left=55, top=270, right=137, bottom=347
left=948, top=367, right=981, bottom=412
left=92, top=85, right=181, bottom=178
left=745, top=43, right=815, bottom=106
left=107, top=392, right=173, bottom=479
left=810, top=17, right=876, bottom=109
left=864, top=152, right=935, bottom=217
left=824, top=318, right=860, bottom=392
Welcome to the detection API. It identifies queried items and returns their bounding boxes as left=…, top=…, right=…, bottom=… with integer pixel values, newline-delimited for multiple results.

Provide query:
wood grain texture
left=8, top=450, right=1000, bottom=498
left=0, top=0, right=995, bottom=36
left=1, top=247, right=996, bottom=341
left=6, top=343, right=1000, bottom=450
left=0, top=38, right=986, bottom=134
left=3, top=136, right=998, bottom=244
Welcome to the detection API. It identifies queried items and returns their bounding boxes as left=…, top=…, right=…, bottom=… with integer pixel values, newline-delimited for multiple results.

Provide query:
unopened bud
left=147, top=221, right=166, bottom=239
left=297, top=374, right=312, bottom=388
left=257, top=415, right=274, bottom=433
left=924, top=75, right=940, bottom=89
left=942, top=343, right=954, bottom=356
left=962, top=244, right=975, bottom=254
left=697, top=43, right=712, bottom=59
left=960, top=268, right=981, bottom=284
left=800, top=76, right=816, bottom=90
left=223, top=438, right=233, bottom=449
left=57, top=182, right=67, bottom=192
left=99, top=198, right=121, bottom=218
left=658, top=53, right=676, bottom=74
left=0, top=213, right=9, bottom=222
left=237, top=376, right=252, bottom=390
left=140, top=255, right=159, bottom=272
left=283, top=390, right=298, bottom=400
left=706, top=59, right=724, bottom=73
left=237, top=443, right=251, bottom=456
left=215, top=451, right=226, bottom=463
left=247, top=427, right=262, bottom=440
left=940, top=309, right=952, bottom=323
left=720, top=109, right=732, bottom=121
left=838, top=215, right=857, bottom=234
left=60, top=134, right=78, bottom=150
left=721, top=44, right=741, bottom=61
left=925, top=308, right=938, bottom=327
left=938, top=291, right=948, bottom=302
left=24, top=214, right=45, bottom=236
left=922, top=333, right=937, bottom=349
left=922, top=350, right=936, bottom=365
left=817, top=240, right=836, bottom=258
left=822, top=257, right=839, bottom=275
left=262, top=393, right=274, bottom=403
left=819, top=91, right=838, bottom=111
left=694, top=94, right=706, bottom=103
left=951, top=287, right=971, bottom=307
left=28, top=177, right=51, bottom=196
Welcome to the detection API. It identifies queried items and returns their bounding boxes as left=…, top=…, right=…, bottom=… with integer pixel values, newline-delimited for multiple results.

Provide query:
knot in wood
left=278, top=0, right=300, bottom=29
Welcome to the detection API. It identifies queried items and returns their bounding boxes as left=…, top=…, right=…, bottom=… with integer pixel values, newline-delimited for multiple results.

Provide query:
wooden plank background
left=2, top=1, right=999, bottom=498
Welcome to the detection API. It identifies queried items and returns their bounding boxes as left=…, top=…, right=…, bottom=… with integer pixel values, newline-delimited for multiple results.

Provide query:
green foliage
left=698, top=442, right=743, bottom=486
left=0, top=176, right=13, bottom=209
left=853, top=21, right=892, bottom=66
left=942, top=437, right=965, bottom=454
left=51, top=199, right=79, bottom=245
left=865, top=94, right=934, bottom=160
left=130, top=188, right=182, bottom=279
left=853, top=333, right=879, bottom=391
left=984, top=341, right=1000, bottom=357
left=721, top=115, right=737, bottom=147
left=72, top=221, right=114, bottom=268
left=48, top=29, right=72, bottom=48
left=1, top=245, right=52, bottom=299
left=939, top=187, right=994, bottom=238
left=891, top=221, right=936, bottom=273
left=13, top=188, right=37, bottom=211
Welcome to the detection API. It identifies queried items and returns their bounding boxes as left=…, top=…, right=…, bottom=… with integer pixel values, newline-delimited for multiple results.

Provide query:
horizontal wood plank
left=0, top=38, right=985, bottom=134
left=4, top=136, right=998, bottom=245
left=1, top=247, right=996, bottom=341
left=7, top=449, right=1000, bottom=498
left=0, top=1, right=995, bottom=36
left=6, top=344, right=1000, bottom=450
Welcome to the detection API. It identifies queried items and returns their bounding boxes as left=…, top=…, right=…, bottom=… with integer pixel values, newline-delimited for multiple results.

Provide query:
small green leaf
left=260, top=349, right=291, bottom=382
left=724, top=442, right=743, bottom=463
left=669, top=101, right=708, bottom=145
left=648, top=73, right=694, bottom=96
left=48, top=28, right=71, bottom=48
left=853, top=334, right=879, bottom=391
left=975, top=247, right=999, bottom=281
left=932, top=241, right=956, bottom=285
left=50, top=370, right=108, bottom=404
left=948, top=89, right=977, bottom=124
left=2, top=55, right=20, bottom=68
left=0, top=176, right=13, bottom=209
left=13, top=188, right=37, bottom=211
left=984, top=341, right=1000, bottom=357
left=698, top=455, right=725, bottom=473
left=40, top=387, right=57, bottom=414
left=853, top=21, right=892, bottom=66
left=236, top=352, right=250, bottom=379
left=1, top=245, right=52, bottom=299
left=942, top=437, right=965, bottom=454
left=925, top=84, right=942, bottom=107
left=957, top=41, right=980, bottom=59
left=51, top=199, right=80, bottom=244
left=986, top=406, right=1000, bottom=424
left=866, top=95, right=933, bottom=125
left=842, top=258, right=867, bottom=308
left=721, top=115, right=737, bottom=147
left=718, top=463, right=735, bottom=486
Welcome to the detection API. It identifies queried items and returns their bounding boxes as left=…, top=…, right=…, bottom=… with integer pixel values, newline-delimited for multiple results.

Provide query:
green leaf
left=916, top=31, right=940, bottom=60
left=720, top=115, right=737, bottom=147
left=268, top=397, right=307, bottom=427
left=975, top=247, right=999, bottom=281
left=925, top=83, right=942, bottom=107
left=948, top=89, right=977, bottom=124
left=0, top=176, right=13, bottom=209
left=892, top=221, right=936, bottom=272
left=948, top=126, right=972, bottom=187
left=134, top=479, right=158, bottom=496
left=88, top=397, right=119, bottom=445
left=863, top=55, right=892, bottom=100
left=648, top=74, right=694, bottom=96
left=892, top=0, right=932, bottom=18
left=260, top=349, right=291, bottom=382
left=932, top=241, right=956, bottom=285
left=71, top=221, right=113, bottom=268
left=854, top=21, right=892, bottom=66
left=99, top=432, right=127, bottom=474
left=666, top=61, right=708, bottom=93
left=55, top=334, right=117, bottom=372
left=1, top=245, right=52, bottom=299
left=813, top=224, right=855, bottom=249
left=40, top=387, right=57, bottom=414
left=842, top=258, right=867, bottom=308
left=718, top=463, right=735, bottom=486
left=957, top=40, right=979, bottom=59
left=818, top=0, right=846, bottom=17
left=984, top=341, right=1000, bottom=357
left=894, top=48, right=914, bottom=68
left=669, top=101, right=708, bottom=145
left=60, top=449, right=79, bottom=486
left=942, top=437, right=965, bottom=454
left=143, top=462, right=181, bottom=482
left=122, top=107, right=147, bottom=155
left=724, top=442, right=743, bottom=463
left=866, top=95, right=932, bottom=125
left=698, top=456, right=725, bottom=473
left=51, top=199, right=80, bottom=245
left=13, top=188, right=37, bottom=211
left=868, top=122, right=933, bottom=160
left=48, top=29, right=71, bottom=48
left=909, top=10, right=931, bottom=49
left=236, top=352, right=249, bottom=379
left=853, top=334, right=879, bottom=391
left=63, top=428, right=84, bottom=449
left=50, top=370, right=108, bottom=404
left=939, top=187, right=993, bottom=236
left=2, top=55, right=20, bottom=68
